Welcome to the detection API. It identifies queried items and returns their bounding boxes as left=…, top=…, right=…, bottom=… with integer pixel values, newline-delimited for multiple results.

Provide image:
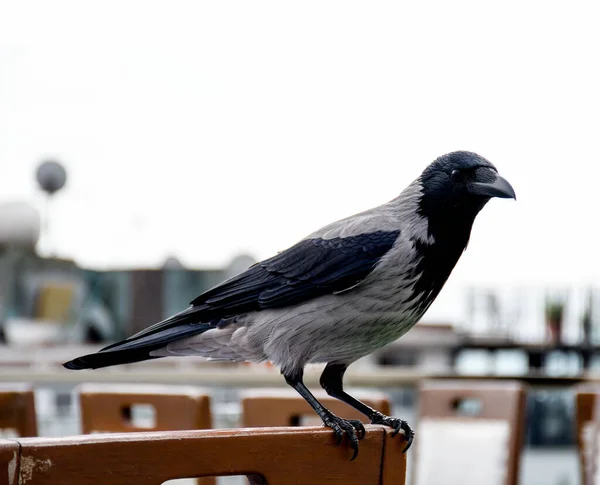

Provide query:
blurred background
left=1, top=1, right=600, bottom=484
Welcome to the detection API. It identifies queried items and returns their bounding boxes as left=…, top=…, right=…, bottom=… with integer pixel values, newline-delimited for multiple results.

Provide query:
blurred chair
left=77, top=383, right=212, bottom=433
left=76, top=383, right=213, bottom=485
left=413, top=380, right=526, bottom=485
left=12, top=426, right=407, bottom=485
left=574, top=383, right=600, bottom=485
left=0, top=383, right=37, bottom=437
left=241, top=388, right=391, bottom=427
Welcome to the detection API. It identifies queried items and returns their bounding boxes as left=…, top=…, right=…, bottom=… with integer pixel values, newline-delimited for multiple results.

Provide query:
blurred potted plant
left=582, top=288, right=593, bottom=347
left=545, top=297, right=565, bottom=346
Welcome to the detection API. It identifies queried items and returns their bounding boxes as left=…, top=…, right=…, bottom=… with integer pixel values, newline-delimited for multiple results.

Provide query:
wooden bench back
left=414, top=380, right=526, bottom=485
left=76, top=383, right=212, bottom=433
left=5, top=426, right=406, bottom=485
left=0, top=383, right=37, bottom=437
left=241, top=388, right=391, bottom=427
left=77, top=383, right=214, bottom=485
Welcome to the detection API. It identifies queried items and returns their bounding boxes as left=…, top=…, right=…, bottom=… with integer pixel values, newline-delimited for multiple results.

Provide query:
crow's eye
left=451, top=169, right=460, bottom=180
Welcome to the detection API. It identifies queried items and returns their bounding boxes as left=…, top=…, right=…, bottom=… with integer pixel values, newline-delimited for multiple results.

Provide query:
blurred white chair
left=413, top=380, right=526, bottom=485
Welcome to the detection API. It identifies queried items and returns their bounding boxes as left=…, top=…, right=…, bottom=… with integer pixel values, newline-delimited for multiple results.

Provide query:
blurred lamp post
left=35, top=160, right=67, bottom=256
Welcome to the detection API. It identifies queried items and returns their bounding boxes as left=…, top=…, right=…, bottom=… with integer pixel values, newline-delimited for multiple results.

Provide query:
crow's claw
left=354, top=420, right=366, bottom=440
left=370, top=412, right=414, bottom=452
left=322, top=414, right=366, bottom=460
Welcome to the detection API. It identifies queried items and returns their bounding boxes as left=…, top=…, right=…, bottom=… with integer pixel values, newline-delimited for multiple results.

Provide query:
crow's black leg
left=319, top=362, right=414, bottom=452
left=283, top=368, right=365, bottom=460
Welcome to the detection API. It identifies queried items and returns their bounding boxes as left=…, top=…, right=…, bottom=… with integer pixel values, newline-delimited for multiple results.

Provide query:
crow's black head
left=418, top=151, right=515, bottom=228
left=408, top=151, right=516, bottom=313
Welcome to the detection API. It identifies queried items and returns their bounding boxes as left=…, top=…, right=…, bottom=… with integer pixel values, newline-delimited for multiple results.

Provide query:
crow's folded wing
left=118, top=230, right=400, bottom=344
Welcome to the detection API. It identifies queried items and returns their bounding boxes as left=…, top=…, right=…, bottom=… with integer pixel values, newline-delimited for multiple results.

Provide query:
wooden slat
left=77, top=383, right=212, bottom=433
left=241, top=388, right=391, bottom=427
left=15, top=426, right=406, bottom=485
left=0, top=384, right=37, bottom=437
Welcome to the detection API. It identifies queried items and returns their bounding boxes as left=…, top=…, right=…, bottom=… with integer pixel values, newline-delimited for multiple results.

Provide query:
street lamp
left=35, top=159, right=67, bottom=256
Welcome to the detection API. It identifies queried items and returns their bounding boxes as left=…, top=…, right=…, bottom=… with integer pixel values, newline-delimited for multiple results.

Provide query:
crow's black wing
left=195, top=230, right=400, bottom=311
left=118, top=230, right=400, bottom=344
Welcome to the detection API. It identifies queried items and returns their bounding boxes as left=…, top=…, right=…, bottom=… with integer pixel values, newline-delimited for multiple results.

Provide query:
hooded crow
left=64, top=151, right=516, bottom=459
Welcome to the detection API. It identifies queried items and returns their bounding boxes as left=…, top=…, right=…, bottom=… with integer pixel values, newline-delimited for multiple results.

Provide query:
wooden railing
left=1, top=426, right=407, bottom=485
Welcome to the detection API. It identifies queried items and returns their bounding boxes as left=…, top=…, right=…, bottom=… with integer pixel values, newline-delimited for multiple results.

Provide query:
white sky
left=1, top=1, right=599, bottom=322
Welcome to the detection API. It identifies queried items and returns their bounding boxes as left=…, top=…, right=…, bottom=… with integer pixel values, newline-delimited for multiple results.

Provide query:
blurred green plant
left=582, top=287, right=594, bottom=346
left=545, top=301, right=565, bottom=322
left=545, top=294, right=565, bottom=346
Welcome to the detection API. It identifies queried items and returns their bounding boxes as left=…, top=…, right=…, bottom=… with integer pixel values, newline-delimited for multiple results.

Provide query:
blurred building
left=0, top=201, right=257, bottom=345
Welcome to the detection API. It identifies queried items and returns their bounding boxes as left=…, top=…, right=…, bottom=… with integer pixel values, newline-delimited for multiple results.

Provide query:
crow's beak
left=470, top=173, right=516, bottom=200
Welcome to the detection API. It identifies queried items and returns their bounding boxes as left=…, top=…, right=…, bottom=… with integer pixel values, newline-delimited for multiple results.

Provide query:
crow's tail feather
left=63, top=322, right=212, bottom=370
left=62, top=348, right=164, bottom=370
